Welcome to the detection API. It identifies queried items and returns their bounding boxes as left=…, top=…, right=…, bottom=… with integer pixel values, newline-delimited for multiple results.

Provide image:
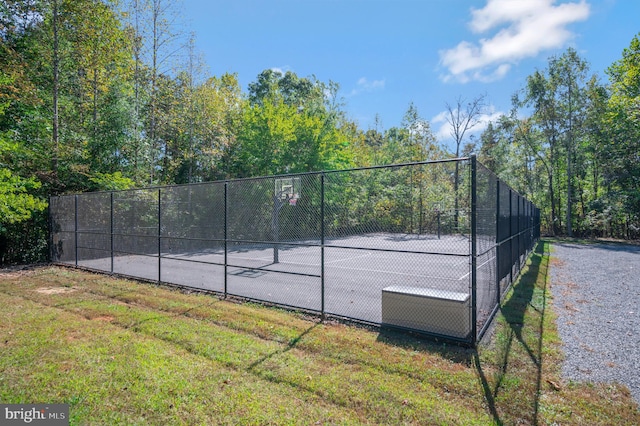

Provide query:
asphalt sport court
left=75, top=233, right=474, bottom=324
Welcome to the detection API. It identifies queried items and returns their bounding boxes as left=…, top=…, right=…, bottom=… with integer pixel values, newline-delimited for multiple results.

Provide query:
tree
left=61, top=1, right=137, bottom=186
left=248, top=69, right=327, bottom=112
left=0, top=73, right=47, bottom=263
left=445, top=94, right=488, bottom=159
left=516, top=48, right=591, bottom=235
left=235, top=70, right=356, bottom=178
left=51, top=0, right=60, bottom=174
left=603, top=33, right=640, bottom=236
left=445, top=94, right=488, bottom=229
left=1, top=0, right=138, bottom=191
left=123, top=0, right=185, bottom=183
left=195, top=73, right=244, bottom=180
left=123, top=0, right=150, bottom=182
left=401, top=102, right=439, bottom=161
left=478, top=122, right=499, bottom=172
left=68, top=0, right=132, bottom=142
left=548, top=48, right=589, bottom=236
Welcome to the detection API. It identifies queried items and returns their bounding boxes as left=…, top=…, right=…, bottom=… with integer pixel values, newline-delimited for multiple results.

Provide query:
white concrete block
left=382, top=286, right=470, bottom=339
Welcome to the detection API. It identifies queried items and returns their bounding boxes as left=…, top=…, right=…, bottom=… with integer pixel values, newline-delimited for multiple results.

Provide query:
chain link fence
left=50, top=156, right=539, bottom=345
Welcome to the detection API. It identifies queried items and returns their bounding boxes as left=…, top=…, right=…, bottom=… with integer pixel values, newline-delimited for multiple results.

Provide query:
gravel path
left=550, top=242, right=640, bottom=404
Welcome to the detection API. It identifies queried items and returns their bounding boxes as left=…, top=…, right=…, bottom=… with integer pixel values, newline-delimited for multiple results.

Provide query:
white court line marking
left=227, top=259, right=466, bottom=281
left=228, top=250, right=374, bottom=267
left=219, top=251, right=472, bottom=281
left=229, top=255, right=274, bottom=262
left=446, top=256, right=470, bottom=267
left=218, top=252, right=472, bottom=281
left=458, top=255, right=496, bottom=280
left=325, top=263, right=468, bottom=280
left=325, top=251, right=373, bottom=264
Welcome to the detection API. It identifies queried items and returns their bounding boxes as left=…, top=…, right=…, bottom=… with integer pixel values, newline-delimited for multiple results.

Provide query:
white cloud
left=357, top=77, right=385, bottom=90
left=439, top=0, right=590, bottom=83
left=348, top=77, right=385, bottom=96
left=270, top=66, right=291, bottom=75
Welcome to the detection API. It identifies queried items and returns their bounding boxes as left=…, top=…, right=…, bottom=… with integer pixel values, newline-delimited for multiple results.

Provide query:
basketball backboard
left=274, top=177, right=301, bottom=202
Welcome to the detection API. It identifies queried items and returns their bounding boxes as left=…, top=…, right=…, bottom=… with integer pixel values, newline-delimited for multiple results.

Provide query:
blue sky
left=182, top=0, right=639, bottom=146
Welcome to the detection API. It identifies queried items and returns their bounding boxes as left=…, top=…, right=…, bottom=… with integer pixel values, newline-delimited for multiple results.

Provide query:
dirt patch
left=549, top=257, right=565, bottom=267
left=35, top=287, right=77, bottom=295
left=0, top=264, right=50, bottom=278
left=1, top=269, right=35, bottom=279
left=564, top=302, right=579, bottom=313
left=91, top=315, right=115, bottom=322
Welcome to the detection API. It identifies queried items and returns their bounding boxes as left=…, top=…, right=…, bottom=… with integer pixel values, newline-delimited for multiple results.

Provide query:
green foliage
left=0, top=71, right=47, bottom=233
left=0, top=144, right=48, bottom=265
left=604, top=33, right=640, bottom=224
left=88, top=171, right=135, bottom=191
left=481, top=44, right=639, bottom=238
left=0, top=69, right=48, bottom=264
left=0, top=168, right=47, bottom=231
left=234, top=80, right=357, bottom=177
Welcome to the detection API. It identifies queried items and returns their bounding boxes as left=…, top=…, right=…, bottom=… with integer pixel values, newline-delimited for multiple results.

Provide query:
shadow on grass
left=120, top=295, right=225, bottom=332
left=474, top=240, right=549, bottom=426
left=247, top=323, right=320, bottom=371
left=376, top=328, right=475, bottom=366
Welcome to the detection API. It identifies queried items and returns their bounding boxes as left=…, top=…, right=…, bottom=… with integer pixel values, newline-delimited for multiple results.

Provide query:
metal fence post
left=517, top=196, right=522, bottom=271
left=224, top=181, right=228, bottom=298
left=47, top=199, right=52, bottom=262
left=321, top=173, right=325, bottom=319
left=509, top=188, right=513, bottom=285
left=110, top=192, right=114, bottom=274
left=470, top=156, right=477, bottom=346
left=158, top=188, right=162, bottom=284
left=495, top=178, right=501, bottom=307
left=74, top=194, right=78, bottom=267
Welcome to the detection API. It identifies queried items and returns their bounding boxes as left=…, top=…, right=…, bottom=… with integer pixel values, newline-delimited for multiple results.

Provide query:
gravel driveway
left=550, top=241, right=640, bottom=404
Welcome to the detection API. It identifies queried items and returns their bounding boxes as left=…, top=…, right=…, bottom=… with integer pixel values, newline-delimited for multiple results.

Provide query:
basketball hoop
left=275, top=177, right=301, bottom=203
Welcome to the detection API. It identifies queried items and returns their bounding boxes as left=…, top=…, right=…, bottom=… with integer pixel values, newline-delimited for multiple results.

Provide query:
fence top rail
left=49, top=157, right=472, bottom=200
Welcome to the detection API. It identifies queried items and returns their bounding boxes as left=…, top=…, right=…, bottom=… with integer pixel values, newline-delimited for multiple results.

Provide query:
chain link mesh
left=322, top=162, right=472, bottom=338
left=50, top=195, right=76, bottom=264
left=50, top=158, right=539, bottom=345
left=475, top=162, right=498, bottom=333
left=159, top=183, right=225, bottom=291
left=76, top=192, right=111, bottom=271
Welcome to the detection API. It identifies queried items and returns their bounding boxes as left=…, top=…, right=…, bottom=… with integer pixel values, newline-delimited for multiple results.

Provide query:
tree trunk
left=566, top=146, right=572, bottom=236
left=93, top=68, right=98, bottom=141
left=52, top=0, right=60, bottom=175
left=566, top=82, right=573, bottom=237
left=150, top=0, right=158, bottom=183
left=548, top=169, right=556, bottom=236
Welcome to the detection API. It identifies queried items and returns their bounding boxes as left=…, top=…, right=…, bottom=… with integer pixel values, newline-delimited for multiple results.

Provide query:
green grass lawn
left=1, top=240, right=638, bottom=425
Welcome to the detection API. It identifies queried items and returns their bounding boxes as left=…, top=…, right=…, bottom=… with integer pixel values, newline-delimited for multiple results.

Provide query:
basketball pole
left=272, top=177, right=300, bottom=264
left=272, top=190, right=290, bottom=264
left=273, top=194, right=282, bottom=263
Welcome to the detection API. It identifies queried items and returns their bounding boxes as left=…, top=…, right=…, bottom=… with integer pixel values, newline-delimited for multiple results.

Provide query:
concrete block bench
left=381, top=286, right=470, bottom=339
